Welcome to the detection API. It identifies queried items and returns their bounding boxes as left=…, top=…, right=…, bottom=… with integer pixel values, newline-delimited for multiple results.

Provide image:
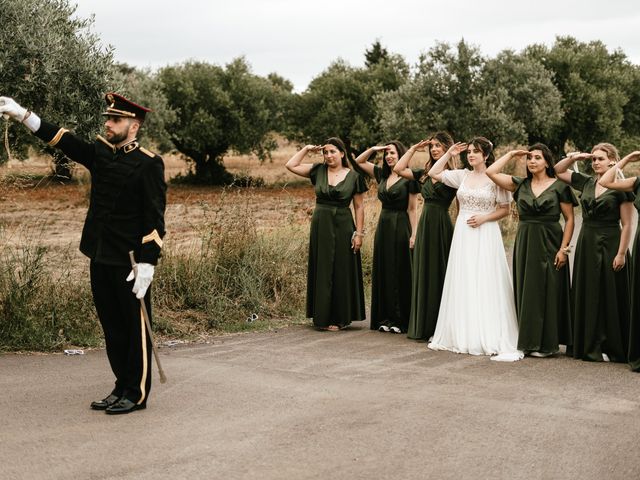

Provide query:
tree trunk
left=193, top=155, right=234, bottom=185
left=171, top=140, right=235, bottom=185
left=52, top=153, right=74, bottom=181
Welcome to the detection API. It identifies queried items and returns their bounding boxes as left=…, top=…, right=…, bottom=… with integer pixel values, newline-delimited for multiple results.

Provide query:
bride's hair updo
left=465, top=137, right=495, bottom=167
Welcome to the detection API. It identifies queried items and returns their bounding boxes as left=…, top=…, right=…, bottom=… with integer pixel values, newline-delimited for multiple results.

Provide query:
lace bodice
left=458, top=181, right=500, bottom=213
left=442, top=169, right=511, bottom=213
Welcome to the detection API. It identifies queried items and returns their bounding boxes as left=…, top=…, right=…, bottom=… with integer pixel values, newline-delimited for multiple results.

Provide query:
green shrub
left=0, top=194, right=312, bottom=351
left=0, top=236, right=100, bottom=352
left=153, top=193, right=309, bottom=335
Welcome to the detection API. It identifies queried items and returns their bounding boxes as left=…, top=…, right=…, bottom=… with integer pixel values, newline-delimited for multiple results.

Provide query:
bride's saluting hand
left=447, top=142, right=468, bottom=157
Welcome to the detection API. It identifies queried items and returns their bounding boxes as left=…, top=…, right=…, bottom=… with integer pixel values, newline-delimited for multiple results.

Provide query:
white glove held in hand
left=0, top=96, right=27, bottom=120
left=0, top=96, right=41, bottom=132
left=126, top=263, right=155, bottom=299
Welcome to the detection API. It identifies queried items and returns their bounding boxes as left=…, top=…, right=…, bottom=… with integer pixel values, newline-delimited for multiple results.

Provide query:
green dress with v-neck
left=512, top=176, right=577, bottom=354
left=307, top=163, right=367, bottom=328
left=628, top=178, right=640, bottom=371
left=570, top=172, right=633, bottom=362
left=406, top=169, right=457, bottom=340
left=370, top=166, right=420, bottom=331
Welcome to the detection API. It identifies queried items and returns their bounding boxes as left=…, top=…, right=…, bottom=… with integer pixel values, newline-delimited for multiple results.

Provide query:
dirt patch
left=0, top=152, right=349, bottom=266
left=0, top=145, right=425, bottom=267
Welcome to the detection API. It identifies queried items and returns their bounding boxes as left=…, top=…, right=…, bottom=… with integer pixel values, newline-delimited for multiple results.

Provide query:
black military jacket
left=34, top=120, right=167, bottom=266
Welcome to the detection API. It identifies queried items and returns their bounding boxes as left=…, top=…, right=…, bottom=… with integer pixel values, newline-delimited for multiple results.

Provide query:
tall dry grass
left=153, top=189, right=309, bottom=336
left=0, top=227, right=100, bottom=352
left=0, top=189, right=311, bottom=352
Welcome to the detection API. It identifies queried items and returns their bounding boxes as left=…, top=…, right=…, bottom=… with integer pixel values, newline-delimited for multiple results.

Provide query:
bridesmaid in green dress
left=354, top=141, right=419, bottom=333
left=598, top=149, right=640, bottom=371
left=285, top=138, right=367, bottom=331
left=555, top=143, right=634, bottom=362
left=393, top=132, right=458, bottom=341
left=486, top=143, right=577, bottom=357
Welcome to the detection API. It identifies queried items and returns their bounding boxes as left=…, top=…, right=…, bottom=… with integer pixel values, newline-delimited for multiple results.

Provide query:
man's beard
left=106, top=119, right=133, bottom=145
left=107, top=129, right=129, bottom=144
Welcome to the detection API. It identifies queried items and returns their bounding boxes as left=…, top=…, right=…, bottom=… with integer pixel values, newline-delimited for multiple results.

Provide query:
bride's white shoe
left=490, top=351, right=524, bottom=362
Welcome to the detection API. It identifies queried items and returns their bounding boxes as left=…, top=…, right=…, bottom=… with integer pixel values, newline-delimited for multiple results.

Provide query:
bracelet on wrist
left=561, top=245, right=572, bottom=255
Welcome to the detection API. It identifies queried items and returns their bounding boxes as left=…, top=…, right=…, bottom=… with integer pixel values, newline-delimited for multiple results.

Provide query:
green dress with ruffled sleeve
left=370, top=166, right=420, bottom=332
left=570, top=171, right=633, bottom=362
left=406, top=170, right=457, bottom=340
left=307, top=163, right=367, bottom=328
left=512, top=177, right=577, bottom=354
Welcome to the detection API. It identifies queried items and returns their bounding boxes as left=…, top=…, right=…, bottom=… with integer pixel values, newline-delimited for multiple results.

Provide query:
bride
left=427, top=137, right=523, bottom=362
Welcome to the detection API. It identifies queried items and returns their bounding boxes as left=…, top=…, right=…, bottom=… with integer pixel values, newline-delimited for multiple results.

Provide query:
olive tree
left=378, top=40, right=564, bottom=149
left=288, top=43, right=409, bottom=155
left=526, top=36, right=637, bottom=153
left=377, top=40, right=486, bottom=145
left=0, top=0, right=113, bottom=178
left=159, top=58, right=290, bottom=184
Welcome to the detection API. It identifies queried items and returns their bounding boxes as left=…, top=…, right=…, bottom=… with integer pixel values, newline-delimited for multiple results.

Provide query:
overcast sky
left=74, top=0, right=640, bottom=91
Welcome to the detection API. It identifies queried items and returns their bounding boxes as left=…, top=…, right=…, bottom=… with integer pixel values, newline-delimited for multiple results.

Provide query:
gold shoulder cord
left=139, top=147, right=155, bottom=157
left=47, top=128, right=69, bottom=147
left=96, top=135, right=116, bottom=153
left=142, top=229, right=163, bottom=248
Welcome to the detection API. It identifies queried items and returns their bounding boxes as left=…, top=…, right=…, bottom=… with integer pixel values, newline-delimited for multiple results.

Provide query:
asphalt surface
left=1, top=320, right=639, bottom=480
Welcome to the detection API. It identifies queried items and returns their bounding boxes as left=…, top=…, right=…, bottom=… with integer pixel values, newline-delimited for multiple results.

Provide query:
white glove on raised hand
left=126, top=263, right=155, bottom=299
left=0, top=96, right=41, bottom=132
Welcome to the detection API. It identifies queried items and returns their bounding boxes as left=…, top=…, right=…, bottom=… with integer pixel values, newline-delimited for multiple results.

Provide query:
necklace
left=328, top=167, right=344, bottom=184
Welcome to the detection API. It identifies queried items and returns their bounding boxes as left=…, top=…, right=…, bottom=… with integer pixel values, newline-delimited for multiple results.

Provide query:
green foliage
left=289, top=42, right=409, bottom=153
left=525, top=36, right=637, bottom=152
left=621, top=65, right=640, bottom=140
left=109, top=63, right=177, bottom=152
left=480, top=51, right=563, bottom=144
left=153, top=191, right=309, bottom=331
left=0, top=193, right=313, bottom=351
left=159, top=58, right=290, bottom=184
left=378, top=40, right=485, bottom=144
left=378, top=40, right=563, bottom=148
left=0, top=0, right=113, bottom=171
left=0, top=236, right=101, bottom=352
left=266, top=72, right=295, bottom=134
left=365, top=39, right=390, bottom=68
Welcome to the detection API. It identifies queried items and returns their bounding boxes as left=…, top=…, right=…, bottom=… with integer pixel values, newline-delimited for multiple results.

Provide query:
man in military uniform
left=0, top=93, right=167, bottom=414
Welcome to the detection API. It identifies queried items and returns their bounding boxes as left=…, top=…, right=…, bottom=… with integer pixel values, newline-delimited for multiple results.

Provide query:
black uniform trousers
left=90, top=261, right=153, bottom=405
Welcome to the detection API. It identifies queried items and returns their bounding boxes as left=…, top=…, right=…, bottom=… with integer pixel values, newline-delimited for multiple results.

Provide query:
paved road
left=1, top=321, right=639, bottom=480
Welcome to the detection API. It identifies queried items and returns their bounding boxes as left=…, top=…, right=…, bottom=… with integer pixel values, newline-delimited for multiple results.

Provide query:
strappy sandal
left=378, top=325, right=390, bottom=332
left=389, top=326, right=402, bottom=334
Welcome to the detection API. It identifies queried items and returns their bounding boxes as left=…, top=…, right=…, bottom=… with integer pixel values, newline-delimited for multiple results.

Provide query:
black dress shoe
left=90, top=394, right=120, bottom=411
left=105, top=398, right=146, bottom=415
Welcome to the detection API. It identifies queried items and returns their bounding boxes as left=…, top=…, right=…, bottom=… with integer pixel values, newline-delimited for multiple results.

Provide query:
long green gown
left=406, top=169, right=457, bottom=340
left=370, top=166, right=420, bottom=332
left=511, top=177, right=576, bottom=354
left=628, top=178, right=640, bottom=371
left=570, top=171, right=633, bottom=362
left=307, top=163, right=367, bottom=328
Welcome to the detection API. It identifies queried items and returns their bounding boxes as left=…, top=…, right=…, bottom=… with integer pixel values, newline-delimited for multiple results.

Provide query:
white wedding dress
left=428, top=170, right=523, bottom=361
